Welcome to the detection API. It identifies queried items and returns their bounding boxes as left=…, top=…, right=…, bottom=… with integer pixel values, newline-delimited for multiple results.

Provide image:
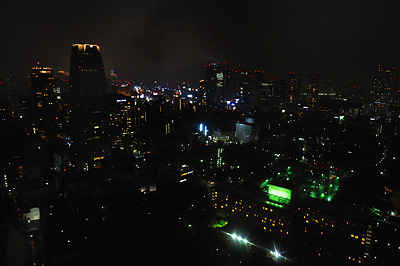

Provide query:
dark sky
left=1, top=0, right=400, bottom=83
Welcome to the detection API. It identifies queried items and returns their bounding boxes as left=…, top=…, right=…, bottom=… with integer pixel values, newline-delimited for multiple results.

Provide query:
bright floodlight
left=273, top=250, right=281, bottom=258
left=230, top=233, right=249, bottom=244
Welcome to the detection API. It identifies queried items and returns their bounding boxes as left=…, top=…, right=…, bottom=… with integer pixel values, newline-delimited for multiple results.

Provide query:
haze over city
left=2, top=0, right=400, bottom=82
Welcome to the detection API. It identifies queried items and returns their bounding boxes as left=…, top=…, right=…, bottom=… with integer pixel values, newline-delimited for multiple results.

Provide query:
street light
left=273, top=249, right=281, bottom=258
left=230, top=233, right=249, bottom=244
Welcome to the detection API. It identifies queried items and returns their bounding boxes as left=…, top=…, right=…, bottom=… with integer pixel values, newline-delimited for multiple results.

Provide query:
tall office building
left=373, top=65, right=397, bottom=100
left=306, top=73, right=320, bottom=104
left=108, top=95, right=134, bottom=152
left=287, top=72, right=302, bottom=103
left=205, top=62, right=231, bottom=105
left=30, top=63, right=58, bottom=141
left=69, top=44, right=109, bottom=167
left=232, top=65, right=251, bottom=105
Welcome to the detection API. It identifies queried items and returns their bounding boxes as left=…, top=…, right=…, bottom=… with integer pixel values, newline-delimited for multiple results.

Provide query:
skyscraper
left=108, top=95, right=134, bottom=152
left=30, top=63, right=58, bottom=141
left=69, top=44, right=109, bottom=168
left=205, top=62, right=231, bottom=105
left=306, top=73, right=320, bottom=104
left=287, top=72, right=302, bottom=103
left=373, top=65, right=397, bottom=101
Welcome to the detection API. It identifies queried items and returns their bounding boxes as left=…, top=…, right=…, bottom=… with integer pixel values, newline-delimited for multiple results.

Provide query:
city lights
left=2, top=5, right=399, bottom=264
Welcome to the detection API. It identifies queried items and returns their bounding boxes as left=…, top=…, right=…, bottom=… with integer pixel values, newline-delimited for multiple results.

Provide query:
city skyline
left=2, top=2, right=400, bottom=265
left=2, top=0, right=400, bottom=83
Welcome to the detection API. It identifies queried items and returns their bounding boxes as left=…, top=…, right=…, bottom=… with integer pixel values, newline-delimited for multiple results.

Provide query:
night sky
left=1, top=0, right=400, bottom=83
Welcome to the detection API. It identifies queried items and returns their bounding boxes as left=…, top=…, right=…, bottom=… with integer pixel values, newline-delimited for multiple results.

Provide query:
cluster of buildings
left=200, top=63, right=400, bottom=265
left=1, top=49, right=400, bottom=265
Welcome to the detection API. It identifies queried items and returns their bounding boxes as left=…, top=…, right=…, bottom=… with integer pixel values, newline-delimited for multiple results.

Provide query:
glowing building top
left=72, top=43, right=101, bottom=54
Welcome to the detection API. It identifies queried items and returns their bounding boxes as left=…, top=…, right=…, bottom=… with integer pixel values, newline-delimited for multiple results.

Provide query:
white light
left=180, top=179, right=187, bottom=183
left=273, top=250, right=280, bottom=258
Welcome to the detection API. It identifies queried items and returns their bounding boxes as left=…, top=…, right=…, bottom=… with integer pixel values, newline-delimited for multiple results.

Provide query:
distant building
left=306, top=73, right=320, bottom=104
left=236, top=117, right=257, bottom=144
left=205, top=62, right=230, bottom=105
left=373, top=65, right=397, bottom=101
left=69, top=43, right=109, bottom=168
left=287, top=72, right=302, bottom=103
left=30, top=63, right=58, bottom=141
left=107, top=95, right=135, bottom=152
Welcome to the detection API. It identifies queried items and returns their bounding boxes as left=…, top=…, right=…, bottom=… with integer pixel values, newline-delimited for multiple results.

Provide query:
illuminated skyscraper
left=70, top=43, right=107, bottom=100
left=306, top=73, right=320, bottom=104
left=205, top=62, right=231, bottom=105
left=287, top=72, right=301, bottom=103
left=108, top=95, right=134, bottom=152
left=373, top=65, right=397, bottom=100
left=30, top=63, right=58, bottom=141
left=69, top=44, right=109, bottom=167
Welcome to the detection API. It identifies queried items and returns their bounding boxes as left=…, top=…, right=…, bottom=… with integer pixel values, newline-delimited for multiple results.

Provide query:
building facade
left=69, top=43, right=109, bottom=168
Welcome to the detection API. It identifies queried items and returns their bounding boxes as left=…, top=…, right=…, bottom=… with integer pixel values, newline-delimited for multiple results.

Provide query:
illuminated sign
left=30, top=207, right=40, bottom=220
left=268, top=184, right=291, bottom=203
left=216, top=72, right=223, bottom=81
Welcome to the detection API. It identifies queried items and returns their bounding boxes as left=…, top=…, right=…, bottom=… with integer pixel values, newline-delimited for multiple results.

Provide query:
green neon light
left=370, top=208, right=382, bottom=216
left=268, top=184, right=292, bottom=200
left=211, top=220, right=228, bottom=228
left=265, top=200, right=284, bottom=208
left=260, top=180, right=269, bottom=193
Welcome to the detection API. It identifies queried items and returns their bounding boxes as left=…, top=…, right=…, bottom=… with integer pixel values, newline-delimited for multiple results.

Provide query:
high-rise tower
left=30, top=63, right=58, bottom=141
left=70, top=44, right=107, bottom=102
left=287, top=72, right=302, bottom=103
left=205, top=62, right=231, bottom=105
left=69, top=44, right=109, bottom=167
left=306, top=73, right=320, bottom=104
left=373, top=65, right=397, bottom=100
